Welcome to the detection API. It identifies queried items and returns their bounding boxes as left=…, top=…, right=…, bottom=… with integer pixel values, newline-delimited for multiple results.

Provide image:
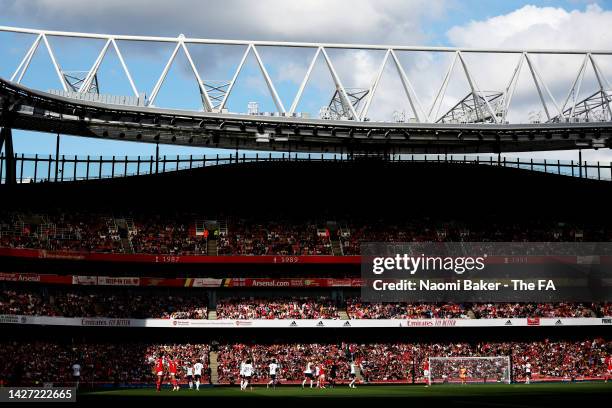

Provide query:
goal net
left=428, top=356, right=511, bottom=384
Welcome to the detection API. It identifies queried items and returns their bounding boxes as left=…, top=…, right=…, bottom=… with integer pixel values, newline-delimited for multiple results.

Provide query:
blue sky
left=1, top=0, right=611, bottom=161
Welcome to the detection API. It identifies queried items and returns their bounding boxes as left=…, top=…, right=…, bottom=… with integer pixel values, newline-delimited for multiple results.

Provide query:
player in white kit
left=302, top=362, right=314, bottom=388
left=239, top=361, right=246, bottom=390
left=525, top=362, right=532, bottom=384
left=349, top=361, right=357, bottom=388
left=193, top=360, right=204, bottom=390
left=267, top=359, right=279, bottom=389
left=240, top=359, right=254, bottom=391
left=185, top=363, right=194, bottom=389
left=71, top=362, right=81, bottom=389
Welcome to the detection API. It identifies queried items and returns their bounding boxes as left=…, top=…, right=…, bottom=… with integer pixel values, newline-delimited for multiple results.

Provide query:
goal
left=428, top=356, right=511, bottom=384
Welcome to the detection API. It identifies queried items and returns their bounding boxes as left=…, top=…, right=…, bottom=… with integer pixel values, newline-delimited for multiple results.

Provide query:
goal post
left=428, top=356, right=511, bottom=384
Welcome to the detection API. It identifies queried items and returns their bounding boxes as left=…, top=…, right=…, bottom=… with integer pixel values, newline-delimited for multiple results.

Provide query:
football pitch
left=80, top=383, right=612, bottom=407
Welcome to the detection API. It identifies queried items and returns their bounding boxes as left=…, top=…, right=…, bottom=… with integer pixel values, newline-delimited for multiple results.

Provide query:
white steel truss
left=1, top=25, right=611, bottom=123
left=556, top=53, right=612, bottom=121
left=202, top=80, right=230, bottom=110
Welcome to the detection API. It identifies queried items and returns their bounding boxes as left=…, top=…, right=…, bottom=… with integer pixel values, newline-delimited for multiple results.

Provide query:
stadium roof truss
left=326, top=88, right=370, bottom=121
left=0, top=26, right=612, bottom=154
left=62, top=71, right=99, bottom=94
left=436, top=91, right=504, bottom=124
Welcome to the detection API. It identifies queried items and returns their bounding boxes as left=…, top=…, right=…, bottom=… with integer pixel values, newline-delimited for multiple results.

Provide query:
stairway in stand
left=120, top=237, right=134, bottom=254
left=207, top=239, right=218, bottom=256
left=114, top=217, right=135, bottom=254
left=331, top=239, right=343, bottom=256
left=209, top=351, right=219, bottom=384
left=327, top=221, right=343, bottom=256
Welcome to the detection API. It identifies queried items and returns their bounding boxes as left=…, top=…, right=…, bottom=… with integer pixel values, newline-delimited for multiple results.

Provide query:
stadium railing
left=1, top=153, right=611, bottom=184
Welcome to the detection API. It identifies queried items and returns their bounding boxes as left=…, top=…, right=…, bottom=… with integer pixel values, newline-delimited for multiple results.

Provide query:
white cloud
left=1, top=0, right=447, bottom=44
left=443, top=3, right=612, bottom=111
left=447, top=4, right=612, bottom=50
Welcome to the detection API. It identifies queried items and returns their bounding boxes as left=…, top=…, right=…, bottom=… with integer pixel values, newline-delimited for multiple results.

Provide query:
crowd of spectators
left=0, top=342, right=210, bottom=386
left=0, top=212, right=208, bottom=255
left=216, top=338, right=611, bottom=383
left=594, top=303, right=612, bottom=317
left=470, top=303, right=595, bottom=318
left=216, top=296, right=340, bottom=319
left=130, top=214, right=208, bottom=255
left=346, top=298, right=469, bottom=319
left=0, top=287, right=208, bottom=319
left=1, top=214, right=334, bottom=256
left=217, top=220, right=332, bottom=255
left=2, top=287, right=610, bottom=320
left=5, top=212, right=611, bottom=256
left=338, top=220, right=611, bottom=255
left=0, top=213, right=123, bottom=253
left=346, top=299, right=602, bottom=319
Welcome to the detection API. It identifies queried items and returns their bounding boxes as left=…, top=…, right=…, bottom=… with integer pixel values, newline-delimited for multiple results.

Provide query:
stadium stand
left=1, top=160, right=611, bottom=394
left=217, top=220, right=332, bottom=255
left=1, top=285, right=610, bottom=319
left=2, top=284, right=611, bottom=319
left=216, top=296, right=339, bottom=319
left=345, top=298, right=470, bottom=319
left=0, top=286, right=208, bottom=319
left=2, top=212, right=611, bottom=255
left=0, top=342, right=210, bottom=386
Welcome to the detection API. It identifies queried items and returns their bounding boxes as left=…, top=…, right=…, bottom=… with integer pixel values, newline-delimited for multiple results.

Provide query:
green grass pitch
left=80, top=383, right=612, bottom=407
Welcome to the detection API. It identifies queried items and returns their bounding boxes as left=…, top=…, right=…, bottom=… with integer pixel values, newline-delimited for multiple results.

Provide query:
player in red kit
left=605, top=355, right=612, bottom=383
left=423, top=359, right=431, bottom=387
left=318, top=363, right=326, bottom=389
left=155, top=355, right=164, bottom=392
left=168, top=357, right=179, bottom=391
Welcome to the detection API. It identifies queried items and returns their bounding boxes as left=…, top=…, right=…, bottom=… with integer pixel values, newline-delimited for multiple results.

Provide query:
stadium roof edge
left=1, top=77, right=611, bottom=154
left=2, top=25, right=612, bottom=54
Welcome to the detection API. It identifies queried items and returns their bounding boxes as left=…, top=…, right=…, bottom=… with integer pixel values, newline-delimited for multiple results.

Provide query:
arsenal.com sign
left=0, top=273, right=362, bottom=288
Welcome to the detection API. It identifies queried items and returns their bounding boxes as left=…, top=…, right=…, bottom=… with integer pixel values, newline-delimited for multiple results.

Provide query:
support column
left=155, top=143, right=160, bottom=174
left=54, top=133, right=61, bottom=182
left=1, top=127, right=16, bottom=185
